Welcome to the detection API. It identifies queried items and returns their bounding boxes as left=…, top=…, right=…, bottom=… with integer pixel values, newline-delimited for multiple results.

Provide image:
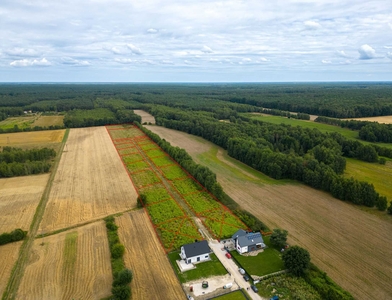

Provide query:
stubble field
left=116, top=210, right=184, bottom=300
left=0, top=174, right=49, bottom=233
left=0, top=242, right=22, bottom=296
left=145, top=124, right=392, bottom=300
left=39, top=127, right=138, bottom=234
left=0, top=129, right=65, bottom=150
left=16, top=221, right=112, bottom=300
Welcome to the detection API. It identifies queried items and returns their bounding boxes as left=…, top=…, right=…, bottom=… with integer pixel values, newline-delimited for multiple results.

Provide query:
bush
left=112, top=284, right=131, bottom=300
left=270, top=228, right=288, bottom=249
left=388, top=202, right=392, bottom=215
left=106, top=222, right=119, bottom=231
left=283, top=246, right=311, bottom=276
left=376, top=196, right=387, bottom=211
left=111, top=243, right=125, bottom=259
left=0, top=228, right=27, bottom=245
left=113, top=268, right=133, bottom=286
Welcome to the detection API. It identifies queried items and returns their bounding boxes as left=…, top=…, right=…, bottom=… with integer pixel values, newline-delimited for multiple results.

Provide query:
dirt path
left=145, top=125, right=392, bottom=300
left=134, top=110, right=156, bottom=124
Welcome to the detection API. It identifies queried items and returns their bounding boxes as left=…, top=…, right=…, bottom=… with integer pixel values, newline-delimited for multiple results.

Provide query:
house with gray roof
left=180, top=240, right=211, bottom=264
left=232, top=230, right=265, bottom=254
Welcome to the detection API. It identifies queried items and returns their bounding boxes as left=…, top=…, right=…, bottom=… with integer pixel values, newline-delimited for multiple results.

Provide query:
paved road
left=209, top=240, right=266, bottom=300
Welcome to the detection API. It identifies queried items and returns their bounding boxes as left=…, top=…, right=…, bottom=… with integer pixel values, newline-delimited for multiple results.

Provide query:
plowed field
left=39, top=127, right=137, bottom=233
left=0, top=130, right=65, bottom=149
left=17, top=221, right=112, bottom=300
left=0, top=242, right=22, bottom=296
left=116, top=210, right=184, bottom=300
left=146, top=125, right=392, bottom=300
left=0, top=174, right=49, bottom=232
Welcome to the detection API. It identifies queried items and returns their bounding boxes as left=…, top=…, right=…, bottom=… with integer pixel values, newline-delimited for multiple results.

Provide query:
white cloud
left=147, top=28, right=158, bottom=34
left=127, top=44, right=142, bottom=55
left=322, top=60, right=332, bottom=64
left=61, top=57, right=90, bottom=66
left=358, top=44, right=376, bottom=59
left=111, top=46, right=126, bottom=55
left=304, top=20, right=321, bottom=30
left=387, top=52, right=392, bottom=60
left=336, top=50, right=349, bottom=58
left=10, top=58, right=51, bottom=67
left=259, top=57, right=269, bottom=62
left=115, top=58, right=133, bottom=64
left=6, top=48, right=40, bottom=57
left=201, top=45, right=213, bottom=53
left=161, top=60, right=174, bottom=64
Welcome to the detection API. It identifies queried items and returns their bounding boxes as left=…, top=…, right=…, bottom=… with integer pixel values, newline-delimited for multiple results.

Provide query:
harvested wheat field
left=344, top=115, right=392, bottom=124
left=17, top=221, right=111, bottom=300
left=0, top=174, right=49, bottom=233
left=32, top=115, right=64, bottom=127
left=146, top=125, right=392, bottom=300
left=0, top=242, right=22, bottom=296
left=0, top=130, right=65, bottom=150
left=134, top=109, right=156, bottom=124
left=117, top=210, right=184, bottom=300
left=39, top=127, right=137, bottom=234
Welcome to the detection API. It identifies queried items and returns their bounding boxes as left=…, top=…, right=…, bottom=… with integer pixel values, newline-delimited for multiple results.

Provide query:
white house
left=232, top=229, right=265, bottom=254
left=180, top=240, right=211, bottom=264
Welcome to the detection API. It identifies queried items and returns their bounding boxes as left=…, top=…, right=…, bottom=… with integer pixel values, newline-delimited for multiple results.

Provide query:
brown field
left=39, top=127, right=138, bottom=234
left=117, top=210, right=184, bottom=300
left=343, top=115, right=392, bottom=124
left=146, top=125, right=392, bottom=300
left=0, top=242, right=22, bottom=296
left=17, top=221, right=112, bottom=300
left=0, top=174, right=49, bottom=233
left=32, top=115, right=64, bottom=127
left=134, top=110, right=156, bottom=124
left=0, top=130, right=65, bottom=150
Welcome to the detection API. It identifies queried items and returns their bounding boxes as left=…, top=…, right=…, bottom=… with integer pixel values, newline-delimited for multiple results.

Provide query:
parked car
left=225, top=252, right=232, bottom=259
left=270, top=296, right=279, bottom=300
left=250, top=285, right=258, bottom=293
left=243, top=275, right=250, bottom=281
left=238, top=268, right=245, bottom=275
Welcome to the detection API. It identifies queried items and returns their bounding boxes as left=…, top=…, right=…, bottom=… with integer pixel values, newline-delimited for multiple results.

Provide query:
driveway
left=209, top=240, right=266, bottom=300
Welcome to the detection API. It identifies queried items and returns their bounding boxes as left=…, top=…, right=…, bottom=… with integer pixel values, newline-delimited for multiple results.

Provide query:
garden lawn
left=168, top=252, right=227, bottom=283
left=213, top=290, right=248, bottom=300
left=231, top=237, right=284, bottom=277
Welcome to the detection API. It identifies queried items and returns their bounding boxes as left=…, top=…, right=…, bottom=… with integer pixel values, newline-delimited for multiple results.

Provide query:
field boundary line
left=2, top=128, right=70, bottom=300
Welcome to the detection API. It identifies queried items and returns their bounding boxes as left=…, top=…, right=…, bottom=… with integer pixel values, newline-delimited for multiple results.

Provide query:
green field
left=0, top=116, right=36, bottom=130
left=168, top=252, right=227, bottom=283
left=243, top=113, right=392, bottom=149
left=213, top=291, right=248, bottom=300
left=345, top=158, right=392, bottom=201
left=231, top=237, right=285, bottom=277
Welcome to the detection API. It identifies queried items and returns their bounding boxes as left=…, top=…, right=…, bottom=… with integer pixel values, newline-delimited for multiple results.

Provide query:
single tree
left=282, top=245, right=310, bottom=276
left=270, top=228, right=288, bottom=249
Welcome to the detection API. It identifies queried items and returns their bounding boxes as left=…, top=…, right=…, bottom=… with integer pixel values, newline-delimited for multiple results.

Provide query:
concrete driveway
left=209, top=240, right=266, bottom=300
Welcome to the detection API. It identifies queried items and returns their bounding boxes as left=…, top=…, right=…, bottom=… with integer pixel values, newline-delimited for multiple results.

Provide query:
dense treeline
left=0, top=228, right=27, bottom=245
left=144, top=106, right=388, bottom=210
left=0, top=124, right=65, bottom=134
left=0, top=107, right=25, bottom=121
left=0, top=147, right=56, bottom=178
left=262, top=108, right=310, bottom=120
left=315, top=116, right=392, bottom=144
left=135, top=122, right=267, bottom=231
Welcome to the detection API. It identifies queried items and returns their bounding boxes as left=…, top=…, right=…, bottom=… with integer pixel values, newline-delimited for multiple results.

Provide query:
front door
left=197, top=257, right=200, bottom=262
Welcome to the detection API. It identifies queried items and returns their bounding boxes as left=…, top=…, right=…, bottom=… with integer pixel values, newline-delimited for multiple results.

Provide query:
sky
left=1, top=0, right=392, bottom=82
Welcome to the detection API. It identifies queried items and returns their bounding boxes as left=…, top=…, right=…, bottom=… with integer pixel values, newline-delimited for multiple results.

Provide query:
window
left=205, top=255, right=208, bottom=258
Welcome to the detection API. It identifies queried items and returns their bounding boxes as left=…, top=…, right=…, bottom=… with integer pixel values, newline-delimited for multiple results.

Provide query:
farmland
left=116, top=210, right=184, bottom=300
left=344, top=115, right=392, bottom=124
left=39, top=127, right=138, bottom=233
left=0, top=242, right=22, bottom=296
left=0, top=116, right=37, bottom=130
left=145, top=124, right=392, bottom=300
left=0, top=129, right=65, bottom=150
left=0, top=174, right=49, bottom=233
left=16, top=221, right=112, bottom=300
left=32, top=115, right=64, bottom=127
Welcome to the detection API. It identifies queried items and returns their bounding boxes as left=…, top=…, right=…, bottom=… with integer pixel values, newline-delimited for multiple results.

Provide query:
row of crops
left=106, top=124, right=246, bottom=252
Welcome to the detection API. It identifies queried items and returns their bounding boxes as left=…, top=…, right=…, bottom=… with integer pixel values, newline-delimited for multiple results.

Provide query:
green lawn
left=168, top=251, right=227, bottom=283
left=213, top=290, right=248, bottom=300
left=231, top=237, right=284, bottom=277
left=345, top=158, right=392, bottom=201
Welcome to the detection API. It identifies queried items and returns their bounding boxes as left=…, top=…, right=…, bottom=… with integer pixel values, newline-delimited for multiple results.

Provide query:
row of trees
left=0, top=228, right=27, bottom=245
left=0, top=147, right=56, bottom=163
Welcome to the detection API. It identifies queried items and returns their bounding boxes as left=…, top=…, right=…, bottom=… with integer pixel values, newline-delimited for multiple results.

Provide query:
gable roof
left=231, top=229, right=247, bottom=240
left=237, top=232, right=264, bottom=247
left=183, top=240, right=210, bottom=258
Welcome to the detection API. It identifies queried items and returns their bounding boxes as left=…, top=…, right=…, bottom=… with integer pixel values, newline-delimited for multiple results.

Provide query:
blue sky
left=1, top=0, right=391, bottom=82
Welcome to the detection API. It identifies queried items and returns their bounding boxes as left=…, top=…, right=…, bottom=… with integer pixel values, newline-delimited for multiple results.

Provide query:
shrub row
left=135, top=122, right=268, bottom=231
left=104, top=216, right=133, bottom=300
left=0, top=228, right=27, bottom=245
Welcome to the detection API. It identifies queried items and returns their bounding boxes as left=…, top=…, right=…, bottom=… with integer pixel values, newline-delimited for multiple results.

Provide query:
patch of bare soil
left=149, top=125, right=392, bottom=300
left=0, top=242, right=22, bottom=296
left=343, top=115, right=392, bottom=124
left=134, top=110, right=156, bottom=124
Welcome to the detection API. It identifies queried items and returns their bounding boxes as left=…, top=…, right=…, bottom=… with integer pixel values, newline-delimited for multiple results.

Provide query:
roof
left=231, top=229, right=247, bottom=240
left=237, top=232, right=264, bottom=247
left=182, top=240, right=210, bottom=258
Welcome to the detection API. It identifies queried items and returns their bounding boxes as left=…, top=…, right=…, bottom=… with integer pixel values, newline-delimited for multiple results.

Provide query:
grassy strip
left=62, top=232, right=78, bottom=277
left=104, top=216, right=133, bottom=300
left=2, top=128, right=69, bottom=300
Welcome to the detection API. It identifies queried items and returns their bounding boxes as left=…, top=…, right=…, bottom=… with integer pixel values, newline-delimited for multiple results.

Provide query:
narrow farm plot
left=145, top=125, right=392, bottom=300
left=0, top=130, right=65, bottom=149
left=0, top=242, right=22, bottom=296
left=0, top=174, right=49, bottom=233
left=116, top=210, right=184, bottom=300
left=31, top=115, right=64, bottom=127
left=343, top=115, right=392, bottom=124
left=134, top=109, right=156, bottom=124
left=39, top=127, right=138, bottom=234
left=17, top=221, right=112, bottom=300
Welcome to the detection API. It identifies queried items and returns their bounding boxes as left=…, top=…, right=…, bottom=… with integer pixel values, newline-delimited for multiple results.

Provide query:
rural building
left=232, top=229, right=265, bottom=254
left=180, top=240, right=211, bottom=264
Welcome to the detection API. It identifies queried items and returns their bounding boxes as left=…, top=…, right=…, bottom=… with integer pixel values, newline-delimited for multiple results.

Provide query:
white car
left=238, top=268, right=245, bottom=275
